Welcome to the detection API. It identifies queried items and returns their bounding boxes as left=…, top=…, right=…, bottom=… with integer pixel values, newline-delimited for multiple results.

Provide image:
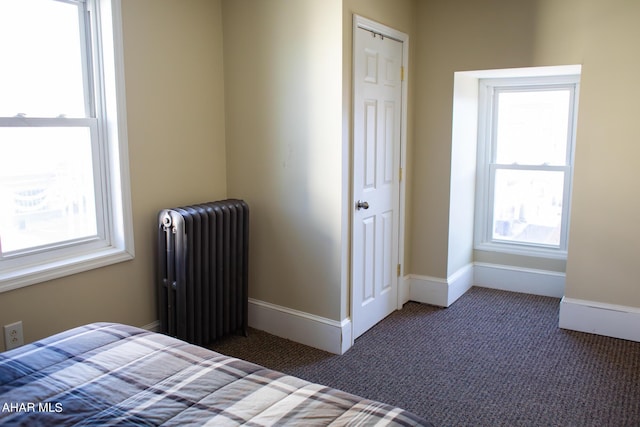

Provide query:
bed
left=0, top=322, right=431, bottom=426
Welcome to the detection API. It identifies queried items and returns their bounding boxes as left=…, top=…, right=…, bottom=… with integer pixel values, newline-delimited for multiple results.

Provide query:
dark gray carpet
left=210, top=287, right=640, bottom=426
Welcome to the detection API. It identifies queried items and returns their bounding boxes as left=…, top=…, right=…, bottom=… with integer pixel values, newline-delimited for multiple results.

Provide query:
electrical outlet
left=4, top=321, right=24, bottom=351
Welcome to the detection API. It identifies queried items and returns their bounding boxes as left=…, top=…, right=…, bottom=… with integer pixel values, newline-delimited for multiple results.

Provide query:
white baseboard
left=407, top=275, right=448, bottom=307
left=406, top=262, right=564, bottom=307
left=474, top=262, right=565, bottom=298
left=407, top=264, right=474, bottom=307
left=148, top=264, right=637, bottom=352
left=248, top=298, right=351, bottom=355
left=559, top=297, right=640, bottom=343
left=449, top=264, right=475, bottom=304
left=399, top=275, right=411, bottom=306
left=139, top=304, right=351, bottom=354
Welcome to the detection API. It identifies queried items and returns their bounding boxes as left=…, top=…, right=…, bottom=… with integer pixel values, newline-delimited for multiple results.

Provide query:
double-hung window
left=0, top=0, right=133, bottom=291
left=475, top=75, right=580, bottom=258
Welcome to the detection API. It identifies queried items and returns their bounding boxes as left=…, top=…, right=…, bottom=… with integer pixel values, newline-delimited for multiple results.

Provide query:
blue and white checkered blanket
left=0, top=322, right=430, bottom=426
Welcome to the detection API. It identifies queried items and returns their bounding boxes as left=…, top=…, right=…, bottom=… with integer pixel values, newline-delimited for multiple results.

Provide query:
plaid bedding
left=0, top=323, right=431, bottom=426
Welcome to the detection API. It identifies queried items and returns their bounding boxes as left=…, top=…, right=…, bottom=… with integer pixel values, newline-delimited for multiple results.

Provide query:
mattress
left=0, top=322, right=431, bottom=426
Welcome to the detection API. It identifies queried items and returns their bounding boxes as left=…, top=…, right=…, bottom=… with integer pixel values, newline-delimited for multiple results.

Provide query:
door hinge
left=399, top=167, right=403, bottom=182
left=400, top=66, right=405, bottom=81
left=397, top=264, right=401, bottom=277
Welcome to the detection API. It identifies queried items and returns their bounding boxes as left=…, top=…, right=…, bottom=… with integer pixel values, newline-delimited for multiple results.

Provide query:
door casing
left=349, top=15, right=409, bottom=344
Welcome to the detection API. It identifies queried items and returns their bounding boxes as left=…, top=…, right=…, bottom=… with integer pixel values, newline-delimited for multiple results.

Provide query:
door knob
left=356, top=200, right=370, bottom=210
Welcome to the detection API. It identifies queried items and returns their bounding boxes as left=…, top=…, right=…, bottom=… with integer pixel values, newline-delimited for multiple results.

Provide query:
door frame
left=349, top=15, right=409, bottom=344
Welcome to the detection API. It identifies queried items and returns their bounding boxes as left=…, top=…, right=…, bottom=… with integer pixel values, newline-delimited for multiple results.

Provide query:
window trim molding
left=0, top=0, right=134, bottom=293
left=474, top=73, right=581, bottom=260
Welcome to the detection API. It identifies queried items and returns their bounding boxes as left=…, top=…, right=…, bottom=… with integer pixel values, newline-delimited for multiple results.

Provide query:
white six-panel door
left=352, top=22, right=404, bottom=339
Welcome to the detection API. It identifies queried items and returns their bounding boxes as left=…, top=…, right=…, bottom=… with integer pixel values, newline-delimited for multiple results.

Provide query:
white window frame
left=0, top=0, right=134, bottom=292
left=474, top=74, right=580, bottom=259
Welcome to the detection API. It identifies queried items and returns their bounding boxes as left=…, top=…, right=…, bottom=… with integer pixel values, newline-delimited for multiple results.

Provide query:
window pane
left=496, top=90, right=570, bottom=166
left=0, top=127, right=98, bottom=254
left=0, top=0, right=87, bottom=118
left=492, top=169, right=564, bottom=246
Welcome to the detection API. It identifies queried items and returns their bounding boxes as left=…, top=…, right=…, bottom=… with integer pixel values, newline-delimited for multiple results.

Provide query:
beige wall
left=222, top=0, right=344, bottom=320
left=412, top=0, right=538, bottom=279
left=222, top=0, right=415, bottom=322
left=535, top=0, right=640, bottom=306
left=4, top=0, right=640, bottom=352
left=0, top=0, right=227, bottom=352
left=412, top=0, right=640, bottom=308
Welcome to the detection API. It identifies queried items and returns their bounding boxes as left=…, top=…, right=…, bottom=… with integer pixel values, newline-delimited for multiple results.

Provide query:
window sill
left=0, top=246, right=134, bottom=293
left=474, top=242, right=567, bottom=260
